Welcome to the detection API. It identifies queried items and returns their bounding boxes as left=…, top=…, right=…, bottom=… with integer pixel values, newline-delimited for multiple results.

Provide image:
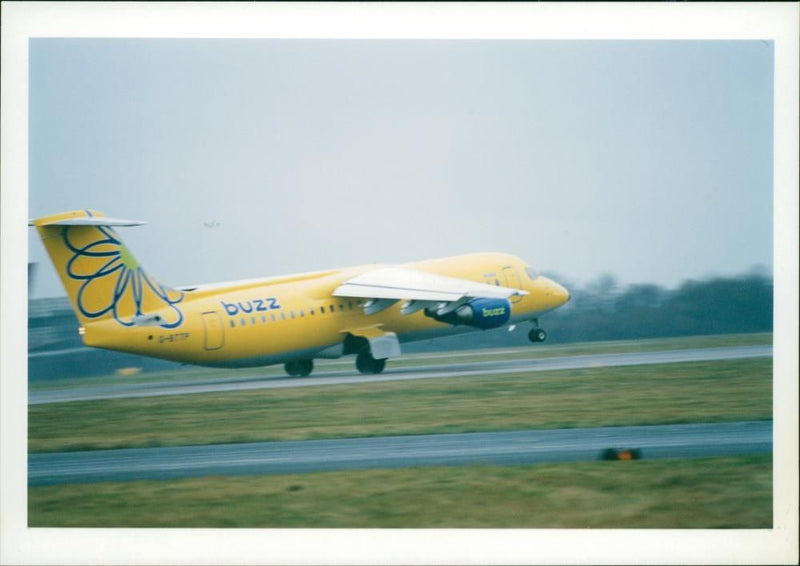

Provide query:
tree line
left=408, top=270, right=773, bottom=352
left=544, top=271, right=773, bottom=343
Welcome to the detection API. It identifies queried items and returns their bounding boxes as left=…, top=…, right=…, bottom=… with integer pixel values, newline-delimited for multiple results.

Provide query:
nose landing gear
left=528, top=328, right=547, bottom=343
left=528, top=318, right=547, bottom=343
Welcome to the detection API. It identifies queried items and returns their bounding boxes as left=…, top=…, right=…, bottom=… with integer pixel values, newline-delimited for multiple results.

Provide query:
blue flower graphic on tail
left=64, top=226, right=184, bottom=328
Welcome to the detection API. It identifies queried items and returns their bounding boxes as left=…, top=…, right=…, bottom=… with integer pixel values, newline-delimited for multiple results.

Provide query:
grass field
left=28, top=455, right=772, bottom=528
left=28, top=356, right=771, bottom=452
left=27, top=334, right=773, bottom=528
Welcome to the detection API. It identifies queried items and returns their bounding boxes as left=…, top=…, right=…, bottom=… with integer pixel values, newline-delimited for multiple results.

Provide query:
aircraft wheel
left=356, top=351, right=386, bottom=374
left=285, top=359, right=313, bottom=377
left=528, top=328, right=547, bottom=343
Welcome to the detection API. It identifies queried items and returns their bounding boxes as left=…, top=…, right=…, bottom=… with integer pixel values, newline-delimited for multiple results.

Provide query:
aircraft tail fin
left=30, top=210, right=185, bottom=328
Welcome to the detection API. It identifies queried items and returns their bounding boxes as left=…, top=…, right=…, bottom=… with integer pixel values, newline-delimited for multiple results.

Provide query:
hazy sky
left=28, top=39, right=773, bottom=298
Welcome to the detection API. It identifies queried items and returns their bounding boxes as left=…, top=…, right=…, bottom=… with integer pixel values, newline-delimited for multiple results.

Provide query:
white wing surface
left=333, top=267, right=527, bottom=315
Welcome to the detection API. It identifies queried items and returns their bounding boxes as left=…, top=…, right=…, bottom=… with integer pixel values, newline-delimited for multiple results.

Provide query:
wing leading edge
left=332, top=267, right=527, bottom=316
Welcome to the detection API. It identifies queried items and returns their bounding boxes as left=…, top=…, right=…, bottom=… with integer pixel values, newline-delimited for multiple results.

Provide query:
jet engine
left=426, top=298, right=512, bottom=330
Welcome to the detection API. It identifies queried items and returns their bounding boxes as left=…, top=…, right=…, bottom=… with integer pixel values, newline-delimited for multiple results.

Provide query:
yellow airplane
left=30, top=210, right=570, bottom=376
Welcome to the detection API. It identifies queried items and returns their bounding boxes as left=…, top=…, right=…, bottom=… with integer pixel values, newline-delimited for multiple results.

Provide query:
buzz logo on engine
left=482, top=307, right=507, bottom=317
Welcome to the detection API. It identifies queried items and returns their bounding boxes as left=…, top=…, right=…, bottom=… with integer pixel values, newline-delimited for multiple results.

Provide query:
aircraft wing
left=332, top=267, right=527, bottom=315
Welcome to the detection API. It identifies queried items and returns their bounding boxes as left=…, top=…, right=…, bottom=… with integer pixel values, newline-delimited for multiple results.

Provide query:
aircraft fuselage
left=31, top=210, right=570, bottom=376
left=83, top=252, right=569, bottom=368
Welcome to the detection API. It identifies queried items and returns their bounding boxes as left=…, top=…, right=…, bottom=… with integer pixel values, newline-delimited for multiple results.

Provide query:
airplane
left=30, top=209, right=570, bottom=377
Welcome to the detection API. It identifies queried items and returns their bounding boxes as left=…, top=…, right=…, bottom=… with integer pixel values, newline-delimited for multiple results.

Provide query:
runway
left=29, top=344, right=772, bottom=405
left=28, top=420, right=771, bottom=486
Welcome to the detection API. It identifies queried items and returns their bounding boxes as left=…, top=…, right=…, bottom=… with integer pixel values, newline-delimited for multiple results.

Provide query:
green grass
left=28, top=455, right=772, bottom=528
left=29, top=357, right=772, bottom=453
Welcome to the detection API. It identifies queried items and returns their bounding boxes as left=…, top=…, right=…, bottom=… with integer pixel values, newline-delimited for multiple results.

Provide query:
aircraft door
left=503, top=266, right=523, bottom=303
left=201, top=311, right=225, bottom=350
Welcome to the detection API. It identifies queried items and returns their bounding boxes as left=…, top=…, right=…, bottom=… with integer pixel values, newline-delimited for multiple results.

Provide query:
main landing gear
left=284, top=352, right=387, bottom=377
left=284, top=349, right=388, bottom=377
left=356, top=350, right=387, bottom=374
left=284, top=359, right=313, bottom=377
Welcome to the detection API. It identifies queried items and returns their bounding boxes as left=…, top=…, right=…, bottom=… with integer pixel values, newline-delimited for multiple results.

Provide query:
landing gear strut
left=356, top=350, right=386, bottom=374
left=285, top=359, right=314, bottom=377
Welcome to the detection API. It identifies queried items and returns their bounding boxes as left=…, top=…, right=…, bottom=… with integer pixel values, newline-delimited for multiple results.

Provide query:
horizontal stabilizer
left=29, top=217, right=145, bottom=227
left=29, top=210, right=145, bottom=227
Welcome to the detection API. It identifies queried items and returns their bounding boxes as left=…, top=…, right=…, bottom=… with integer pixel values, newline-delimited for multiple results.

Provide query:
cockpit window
left=526, top=267, right=539, bottom=280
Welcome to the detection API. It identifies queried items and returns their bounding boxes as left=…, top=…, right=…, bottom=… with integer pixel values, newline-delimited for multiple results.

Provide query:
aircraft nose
left=542, top=277, right=570, bottom=307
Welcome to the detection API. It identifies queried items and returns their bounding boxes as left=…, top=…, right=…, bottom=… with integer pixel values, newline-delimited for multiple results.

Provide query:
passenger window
left=230, top=320, right=235, bottom=328
left=280, top=312, right=286, bottom=320
left=240, top=318, right=246, bottom=326
left=290, top=311, right=295, bottom=319
left=271, top=314, right=276, bottom=322
left=310, top=308, right=315, bottom=316
left=330, top=305, right=336, bottom=313
left=348, top=301, right=353, bottom=310
left=300, top=310, right=305, bottom=317
left=261, top=315, right=266, bottom=323
left=321, top=306, right=326, bottom=314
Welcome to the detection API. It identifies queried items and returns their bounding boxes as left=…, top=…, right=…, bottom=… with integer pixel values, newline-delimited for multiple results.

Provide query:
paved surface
left=29, top=420, right=771, bottom=486
left=29, top=345, right=772, bottom=405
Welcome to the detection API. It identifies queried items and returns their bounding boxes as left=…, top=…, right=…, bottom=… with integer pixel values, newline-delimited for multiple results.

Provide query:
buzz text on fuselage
left=221, top=297, right=282, bottom=317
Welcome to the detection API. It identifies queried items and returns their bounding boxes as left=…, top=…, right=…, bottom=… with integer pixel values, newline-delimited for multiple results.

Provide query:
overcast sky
left=28, top=39, right=773, bottom=298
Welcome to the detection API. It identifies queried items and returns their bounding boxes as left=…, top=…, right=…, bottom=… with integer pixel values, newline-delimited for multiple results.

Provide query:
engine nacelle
left=427, top=298, right=512, bottom=330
